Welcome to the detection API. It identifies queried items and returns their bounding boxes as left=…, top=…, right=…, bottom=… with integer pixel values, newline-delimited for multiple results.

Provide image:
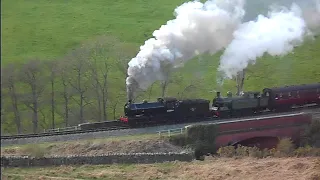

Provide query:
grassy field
left=2, top=0, right=320, bottom=133
left=2, top=157, right=320, bottom=180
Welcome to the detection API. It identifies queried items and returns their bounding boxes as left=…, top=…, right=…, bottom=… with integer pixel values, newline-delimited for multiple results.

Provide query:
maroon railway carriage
left=262, top=83, right=320, bottom=110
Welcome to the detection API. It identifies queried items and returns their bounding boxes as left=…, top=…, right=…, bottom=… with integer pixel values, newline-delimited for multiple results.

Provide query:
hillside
left=1, top=0, right=320, bottom=134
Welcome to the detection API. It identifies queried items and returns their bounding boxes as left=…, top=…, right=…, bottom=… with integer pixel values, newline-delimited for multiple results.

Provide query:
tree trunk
left=9, top=86, right=21, bottom=134
left=51, top=80, right=55, bottom=129
left=95, top=88, right=102, bottom=122
left=64, top=94, right=69, bottom=127
left=80, top=92, right=84, bottom=123
left=32, top=90, right=38, bottom=133
left=102, top=91, right=107, bottom=121
left=61, top=79, right=70, bottom=127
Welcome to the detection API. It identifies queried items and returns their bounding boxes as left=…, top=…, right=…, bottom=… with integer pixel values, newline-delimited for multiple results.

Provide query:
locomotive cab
left=211, top=92, right=232, bottom=117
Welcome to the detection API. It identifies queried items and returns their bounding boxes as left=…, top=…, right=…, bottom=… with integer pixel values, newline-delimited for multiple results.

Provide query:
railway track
left=1, top=105, right=319, bottom=141
left=0, top=126, right=130, bottom=140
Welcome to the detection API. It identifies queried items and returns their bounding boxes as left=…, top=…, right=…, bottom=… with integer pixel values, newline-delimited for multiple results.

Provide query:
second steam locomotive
left=78, top=83, right=320, bottom=130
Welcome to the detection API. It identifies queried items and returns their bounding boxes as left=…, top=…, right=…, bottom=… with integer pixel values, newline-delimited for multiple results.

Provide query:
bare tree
left=57, top=60, right=73, bottom=127
left=19, top=59, right=46, bottom=133
left=235, top=70, right=246, bottom=96
left=160, top=63, right=174, bottom=97
left=108, top=91, right=126, bottom=120
left=2, top=63, right=22, bottom=133
left=44, top=60, right=59, bottom=129
left=147, top=82, right=157, bottom=101
left=177, top=77, right=203, bottom=99
left=67, top=47, right=91, bottom=124
left=86, top=40, right=111, bottom=121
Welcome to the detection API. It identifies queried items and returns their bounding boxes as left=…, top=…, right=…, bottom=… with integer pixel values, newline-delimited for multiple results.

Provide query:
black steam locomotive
left=119, top=98, right=212, bottom=127
left=78, top=83, right=320, bottom=130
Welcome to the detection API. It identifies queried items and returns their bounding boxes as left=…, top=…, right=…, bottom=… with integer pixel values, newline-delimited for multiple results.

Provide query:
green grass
left=1, top=0, right=186, bottom=63
left=2, top=0, right=320, bottom=134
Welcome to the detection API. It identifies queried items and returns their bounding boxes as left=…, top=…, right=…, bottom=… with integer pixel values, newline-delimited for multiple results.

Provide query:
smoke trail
left=126, top=0, right=246, bottom=100
left=218, top=0, right=320, bottom=79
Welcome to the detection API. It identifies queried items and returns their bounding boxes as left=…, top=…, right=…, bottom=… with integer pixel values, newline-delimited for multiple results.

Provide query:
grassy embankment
left=2, top=0, right=320, bottom=133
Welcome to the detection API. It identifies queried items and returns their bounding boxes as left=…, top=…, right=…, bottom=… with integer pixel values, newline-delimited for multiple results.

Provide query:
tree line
left=1, top=37, right=137, bottom=134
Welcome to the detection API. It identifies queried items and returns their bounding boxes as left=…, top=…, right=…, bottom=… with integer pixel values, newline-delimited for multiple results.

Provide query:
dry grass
left=2, top=157, right=320, bottom=180
left=217, top=138, right=320, bottom=159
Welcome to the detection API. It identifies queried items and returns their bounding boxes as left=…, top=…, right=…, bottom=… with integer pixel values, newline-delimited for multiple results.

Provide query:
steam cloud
left=126, top=0, right=320, bottom=100
left=126, top=0, right=246, bottom=100
left=218, top=0, right=320, bottom=79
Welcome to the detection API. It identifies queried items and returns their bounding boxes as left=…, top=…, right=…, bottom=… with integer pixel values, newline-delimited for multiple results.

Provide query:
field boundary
left=1, top=152, right=194, bottom=167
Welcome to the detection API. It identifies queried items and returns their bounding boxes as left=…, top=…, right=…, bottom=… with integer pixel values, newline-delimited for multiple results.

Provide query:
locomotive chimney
left=216, top=91, right=221, bottom=98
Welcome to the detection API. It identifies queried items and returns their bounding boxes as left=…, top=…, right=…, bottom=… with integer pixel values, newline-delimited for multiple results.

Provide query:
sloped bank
left=1, top=152, right=194, bottom=167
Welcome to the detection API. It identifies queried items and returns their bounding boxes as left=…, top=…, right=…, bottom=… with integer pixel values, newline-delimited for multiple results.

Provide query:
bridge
left=158, top=112, right=315, bottom=149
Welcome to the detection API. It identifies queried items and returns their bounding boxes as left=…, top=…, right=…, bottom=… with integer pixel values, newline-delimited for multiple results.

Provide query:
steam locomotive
left=212, top=83, right=320, bottom=118
left=79, top=83, right=320, bottom=130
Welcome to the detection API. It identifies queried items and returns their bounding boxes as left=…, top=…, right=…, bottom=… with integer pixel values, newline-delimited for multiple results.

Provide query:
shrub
left=217, top=145, right=264, bottom=158
left=247, top=146, right=263, bottom=158
left=21, top=144, right=46, bottom=158
left=235, top=145, right=249, bottom=157
left=300, top=120, right=320, bottom=147
left=217, top=146, right=236, bottom=157
left=294, top=146, right=320, bottom=157
left=168, top=133, right=188, bottom=147
left=168, top=124, right=218, bottom=160
left=185, top=124, right=218, bottom=144
left=274, top=138, right=295, bottom=157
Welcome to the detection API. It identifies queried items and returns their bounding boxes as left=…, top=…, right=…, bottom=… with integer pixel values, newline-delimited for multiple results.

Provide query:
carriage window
left=265, top=92, right=270, bottom=97
left=288, top=92, right=292, bottom=97
left=279, top=93, right=283, bottom=98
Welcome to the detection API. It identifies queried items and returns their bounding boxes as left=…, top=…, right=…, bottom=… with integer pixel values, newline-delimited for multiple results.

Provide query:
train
left=78, top=83, right=320, bottom=130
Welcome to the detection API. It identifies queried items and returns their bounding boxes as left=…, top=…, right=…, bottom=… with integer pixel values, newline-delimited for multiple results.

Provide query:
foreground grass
left=2, top=157, right=320, bottom=180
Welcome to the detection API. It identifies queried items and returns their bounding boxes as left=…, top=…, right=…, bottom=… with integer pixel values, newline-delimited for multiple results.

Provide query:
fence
left=44, top=126, right=79, bottom=133
left=158, top=127, right=186, bottom=137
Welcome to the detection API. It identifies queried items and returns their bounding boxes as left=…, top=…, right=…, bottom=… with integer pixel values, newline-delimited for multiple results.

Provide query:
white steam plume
left=218, top=0, right=320, bottom=79
left=126, top=0, right=246, bottom=99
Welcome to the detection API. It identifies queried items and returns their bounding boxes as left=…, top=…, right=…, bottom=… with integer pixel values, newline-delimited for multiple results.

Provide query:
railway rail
left=1, top=105, right=319, bottom=141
